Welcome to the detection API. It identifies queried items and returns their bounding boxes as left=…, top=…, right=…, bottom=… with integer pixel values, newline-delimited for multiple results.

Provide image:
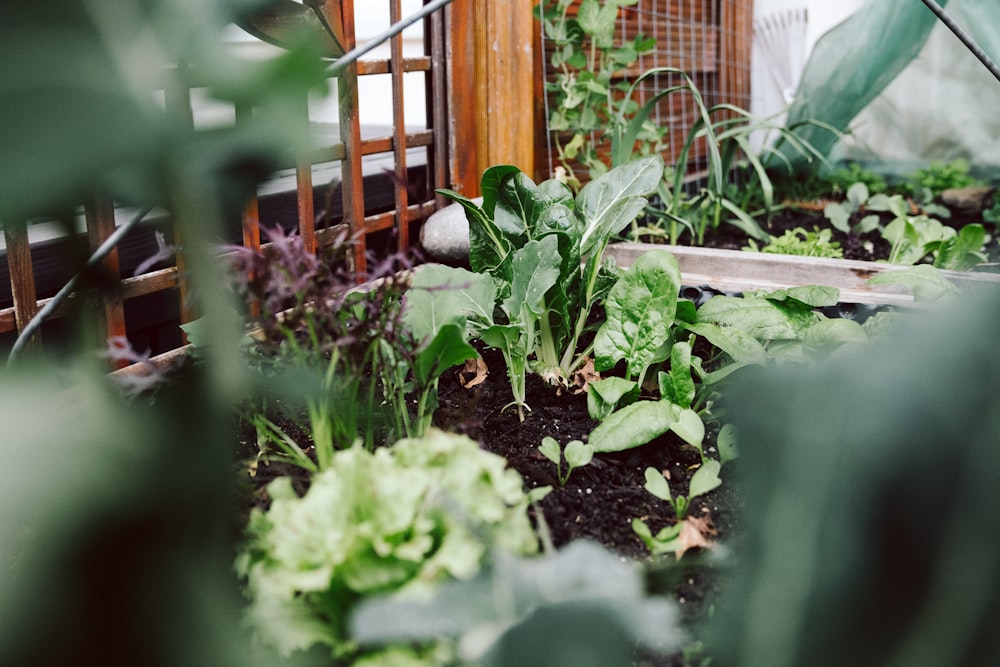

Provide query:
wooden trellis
left=1, top=0, right=752, bottom=369
left=1, top=0, right=457, bottom=366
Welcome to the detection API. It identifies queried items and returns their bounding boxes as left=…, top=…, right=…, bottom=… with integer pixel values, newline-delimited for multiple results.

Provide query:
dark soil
left=432, top=344, right=740, bottom=665
left=640, top=203, right=1000, bottom=265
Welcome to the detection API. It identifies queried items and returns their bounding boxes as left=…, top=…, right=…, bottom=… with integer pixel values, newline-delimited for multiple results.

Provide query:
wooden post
left=321, top=0, right=366, bottom=277
left=447, top=0, right=535, bottom=196
left=389, top=0, right=410, bottom=254
left=85, top=199, right=127, bottom=369
left=720, top=0, right=754, bottom=117
left=3, top=220, right=40, bottom=352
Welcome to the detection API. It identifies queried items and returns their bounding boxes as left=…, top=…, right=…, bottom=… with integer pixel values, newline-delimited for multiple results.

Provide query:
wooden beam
left=448, top=0, right=535, bottom=195
left=720, top=0, right=753, bottom=113
left=478, top=0, right=535, bottom=174
left=85, top=199, right=127, bottom=368
left=3, top=220, right=40, bottom=351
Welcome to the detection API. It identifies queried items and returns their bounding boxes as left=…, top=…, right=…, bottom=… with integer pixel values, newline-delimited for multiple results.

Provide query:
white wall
left=750, top=0, right=867, bottom=149
left=215, top=2, right=428, bottom=130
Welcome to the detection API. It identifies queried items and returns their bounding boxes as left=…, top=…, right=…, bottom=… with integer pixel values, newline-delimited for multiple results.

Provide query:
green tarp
left=776, top=0, right=1000, bottom=170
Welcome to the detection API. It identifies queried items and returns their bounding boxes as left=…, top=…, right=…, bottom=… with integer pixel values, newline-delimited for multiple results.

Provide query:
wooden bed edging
left=605, top=243, right=1000, bottom=306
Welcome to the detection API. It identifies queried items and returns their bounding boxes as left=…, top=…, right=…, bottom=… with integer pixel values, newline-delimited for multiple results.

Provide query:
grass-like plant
left=610, top=68, right=834, bottom=246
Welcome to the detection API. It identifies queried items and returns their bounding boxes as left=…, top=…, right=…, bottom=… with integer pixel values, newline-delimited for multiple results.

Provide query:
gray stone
left=420, top=197, right=478, bottom=263
left=940, top=186, right=995, bottom=217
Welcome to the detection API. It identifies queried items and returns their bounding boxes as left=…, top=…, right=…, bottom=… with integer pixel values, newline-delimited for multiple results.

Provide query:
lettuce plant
left=433, top=156, right=664, bottom=417
left=235, top=429, right=539, bottom=660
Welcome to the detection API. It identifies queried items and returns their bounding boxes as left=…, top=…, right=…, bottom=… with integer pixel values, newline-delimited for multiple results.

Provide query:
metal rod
left=326, top=0, right=456, bottom=76
left=8, top=206, right=153, bottom=364
left=919, top=0, right=1000, bottom=84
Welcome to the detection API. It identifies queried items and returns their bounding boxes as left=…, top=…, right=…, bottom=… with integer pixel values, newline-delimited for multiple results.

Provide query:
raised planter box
left=605, top=242, right=1000, bottom=306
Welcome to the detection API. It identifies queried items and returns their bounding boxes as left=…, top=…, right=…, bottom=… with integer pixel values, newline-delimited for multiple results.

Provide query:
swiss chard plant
left=431, top=155, right=664, bottom=418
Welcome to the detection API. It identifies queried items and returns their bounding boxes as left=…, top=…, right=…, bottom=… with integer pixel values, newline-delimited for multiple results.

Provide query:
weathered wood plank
left=445, top=0, right=481, bottom=195
left=3, top=220, right=40, bottom=349
left=390, top=0, right=410, bottom=253
left=85, top=199, right=127, bottom=368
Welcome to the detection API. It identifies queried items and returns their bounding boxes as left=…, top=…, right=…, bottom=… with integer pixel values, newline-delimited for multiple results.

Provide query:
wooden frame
left=1, top=0, right=448, bottom=362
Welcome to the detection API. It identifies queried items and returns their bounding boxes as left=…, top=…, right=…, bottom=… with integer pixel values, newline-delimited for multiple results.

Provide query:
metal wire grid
left=538, top=0, right=753, bottom=185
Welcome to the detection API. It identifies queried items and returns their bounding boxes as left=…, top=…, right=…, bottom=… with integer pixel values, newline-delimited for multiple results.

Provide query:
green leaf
left=564, top=440, right=594, bottom=469
left=594, top=249, right=681, bottom=378
left=683, top=322, right=767, bottom=364
left=668, top=405, right=705, bottom=451
left=504, top=235, right=562, bottom=318
left=643, top=466, right=673, bottom=502
left=577, top=156, right=664, bottom=256
left=538, top=436, right=561, bottom=465
left=405, top=264, right=498, bottom=339
left=587, top=377, right=640, bottom=421
left=934, top=223, right=985, bottom=271
left=764, top=285, right=841, bottom=308
left=687, top=459, right=722, bottom=498
left=869, top=266, right=960, bottom=303
left=695, top=295, right=818, bottom=341
left=480, top=165, right=524, bottom=217
left=632, top=518, right=685, bottom=555
left=438, top=189, right=511, bottom=276
left=494, top=171, right=553, bottom=238
left=855, top=214, right=882, bottom=235
left=684, top=322, right=767, bottom=364
left=846, top=181, right=869, bottom=208
left=589, top=400, right=675, bottom=453
left=801, top=318, right=870, bottom=355
left=823, top=202, right=852, bottom=233
left=717, top=424, right=738, bottom=466
left=413, top=323, right=478, bottom=386
left=660, top=341, right=695, bottom=408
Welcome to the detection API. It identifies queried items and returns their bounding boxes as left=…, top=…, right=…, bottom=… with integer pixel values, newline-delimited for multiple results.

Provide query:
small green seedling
left=538, top=436, right=595, bottom=486
left=641, top=462, right=721, bottom=521
left=632, top=461, right=723, bottom=557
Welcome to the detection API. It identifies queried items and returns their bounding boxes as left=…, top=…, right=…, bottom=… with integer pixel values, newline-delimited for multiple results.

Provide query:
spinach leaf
left=594, top=248, right=681, bottom=381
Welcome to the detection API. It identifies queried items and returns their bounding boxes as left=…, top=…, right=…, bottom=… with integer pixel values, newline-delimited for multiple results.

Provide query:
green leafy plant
left=538, top=436, right=595, bottom=486
left=535, top=0, right=661, bottom=188
left=744, top=227, right=844, bottom=258
left=639, top=463, right=721, bottom=522
left=828, top=161, right=888, bottom=195
left=593, top=248, right=682, bottom=383
left=899, top=157, right=985, bottom=201
left=433, top=155, right=663, bottom=417
left=822, top=181, right=886, bottom=236
left=235, top=429, right=540, bottom=661
left=230, top=229, right=477, bottom=469
left=877, top=195, right=987, bottom=269
left=616, top=69, right=832, bottom=246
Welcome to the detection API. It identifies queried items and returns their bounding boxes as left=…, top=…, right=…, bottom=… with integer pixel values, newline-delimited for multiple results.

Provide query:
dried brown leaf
left=569, top=356, right=600, bottom=394
left=459, top=356, right=488, bottom=389
left=675, top=511, right=717, bottom=560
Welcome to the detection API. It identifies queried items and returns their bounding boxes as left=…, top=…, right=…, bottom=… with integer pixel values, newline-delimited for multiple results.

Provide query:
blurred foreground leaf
left=711, top=291, right=1000, bottom=667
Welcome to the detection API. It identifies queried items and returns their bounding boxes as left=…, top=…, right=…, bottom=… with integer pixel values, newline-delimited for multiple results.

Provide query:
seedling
left=538, top=436, right=594, bottom=486
left=641, top=462, right=721, bottom=521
